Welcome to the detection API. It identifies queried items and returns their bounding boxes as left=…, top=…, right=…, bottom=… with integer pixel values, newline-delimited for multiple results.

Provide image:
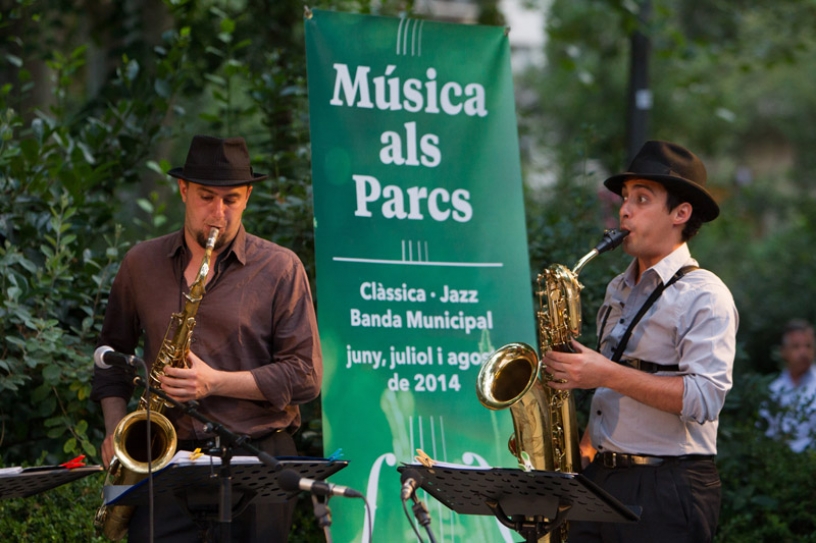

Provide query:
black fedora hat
left=168, top=135, right=267, bottom=186
left=604, top=140, right=719, bottom=222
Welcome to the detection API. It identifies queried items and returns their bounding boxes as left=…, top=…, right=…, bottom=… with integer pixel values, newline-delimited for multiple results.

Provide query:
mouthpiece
left=572, top=229, right=629, bottom=275
left=206, top=228, right=220, bottom=250
left=594, top=229, right=629, bottom=254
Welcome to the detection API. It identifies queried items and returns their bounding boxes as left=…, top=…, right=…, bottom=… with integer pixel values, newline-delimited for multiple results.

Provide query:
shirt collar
left=165, top=225, right=248, bottom=266
left=623, top=242, right=697, bottom=287
left=167, top=230, right=186, bottom=259
left=226, top=225, right=248, bottom=266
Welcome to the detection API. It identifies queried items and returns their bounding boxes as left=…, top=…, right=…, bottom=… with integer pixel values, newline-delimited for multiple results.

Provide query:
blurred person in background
left=763, top=319, right=816, bottom=453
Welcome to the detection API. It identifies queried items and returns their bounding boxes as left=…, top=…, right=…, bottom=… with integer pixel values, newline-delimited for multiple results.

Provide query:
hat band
left=181, top=164, right=254, bottom=180
left=633, top=159, right=681, bottom=178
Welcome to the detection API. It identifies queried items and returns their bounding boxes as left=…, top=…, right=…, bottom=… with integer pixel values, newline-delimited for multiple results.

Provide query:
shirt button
left=619, top=319, right=625, bottom=324
left=191, top=337, right=198, bottom=343
left=597, top=410, right=602, bottom=415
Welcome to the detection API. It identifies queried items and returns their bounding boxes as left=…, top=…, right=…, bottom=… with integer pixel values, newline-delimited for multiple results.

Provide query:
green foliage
left=1, top=1, right=384, bottom=540
left=695, top=191, right=816, bottom=375
left=0, top=467, right=108, bottom=542
left=716, top=372, right=816, bottom=542
left=0, top=0, right=198, bottom=468
left=526, top=0, right=816, bottom=171
left=0, top=111, right=119, bottom=463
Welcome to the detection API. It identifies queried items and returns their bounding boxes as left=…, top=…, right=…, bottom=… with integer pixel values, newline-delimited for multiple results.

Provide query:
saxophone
left=95, top=227, right=219, bottom=541
left=476, top=229, right=628, bottom=541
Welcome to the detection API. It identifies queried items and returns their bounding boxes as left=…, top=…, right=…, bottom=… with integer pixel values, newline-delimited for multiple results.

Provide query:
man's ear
left=178, top=179, right=189, bottom=202
left=673, top=202, right=692, bottom=225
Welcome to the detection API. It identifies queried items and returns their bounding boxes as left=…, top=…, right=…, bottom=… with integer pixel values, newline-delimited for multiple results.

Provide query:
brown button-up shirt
left=90, top=226, right=322, bottom=440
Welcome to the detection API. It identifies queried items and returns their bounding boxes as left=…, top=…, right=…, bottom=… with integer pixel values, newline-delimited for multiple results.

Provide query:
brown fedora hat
left=168, top=135, right=267, bottom=186
left=604, top=140, right=719, bottom=222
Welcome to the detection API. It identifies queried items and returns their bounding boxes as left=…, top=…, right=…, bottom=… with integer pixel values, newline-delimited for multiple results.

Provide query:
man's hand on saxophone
left=544, top=340, right=613, bottom=390
left=544, top=339, right=684, bottom=415
left=158, top=350, right=266, bottom=402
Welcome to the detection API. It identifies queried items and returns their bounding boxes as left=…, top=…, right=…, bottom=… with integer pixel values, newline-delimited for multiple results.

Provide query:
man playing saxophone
left=91, top=135, right=323, bottom=542
left=543, top=141, right=738, bottom=543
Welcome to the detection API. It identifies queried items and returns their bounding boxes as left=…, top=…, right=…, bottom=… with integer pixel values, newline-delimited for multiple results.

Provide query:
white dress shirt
left=765, top=365, right=816, bottom=453
left=589, top=243, right=739, bottom=456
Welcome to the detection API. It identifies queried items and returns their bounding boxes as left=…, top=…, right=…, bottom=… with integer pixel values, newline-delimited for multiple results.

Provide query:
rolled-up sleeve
left=679, top=286, right=738, bottom=424
left=251, top=257, right=323, bottom=409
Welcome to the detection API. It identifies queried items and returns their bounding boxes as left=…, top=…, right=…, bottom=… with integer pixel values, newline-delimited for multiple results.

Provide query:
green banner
left=305, top=9, right=536, bottom=541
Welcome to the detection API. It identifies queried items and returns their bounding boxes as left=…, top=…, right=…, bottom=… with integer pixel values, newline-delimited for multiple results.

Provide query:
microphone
left=94, top=346, right=140, bottom=370
left=400, top=468, right=424, bottom=501
left=278, top=469, right=363, bottom=498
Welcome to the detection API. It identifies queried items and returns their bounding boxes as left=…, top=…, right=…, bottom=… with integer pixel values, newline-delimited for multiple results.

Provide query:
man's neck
left=634, top=242, right=685, bottom=284
left=183, top=228, right=230, bottom=261
left=182, top=230, right=227, bottom=287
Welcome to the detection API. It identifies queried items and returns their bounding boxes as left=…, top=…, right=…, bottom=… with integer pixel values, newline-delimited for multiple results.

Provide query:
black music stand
left=0, top=465, right=103, bottom=500
left=397, top=464, right=639, bottom=543
left=104, top=452, right=348, bottom=537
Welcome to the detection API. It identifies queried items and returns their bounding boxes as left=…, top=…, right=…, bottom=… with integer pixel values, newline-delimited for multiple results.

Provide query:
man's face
left=619, top=178, right=689, bottom=267
left=781, top=329, right=815, bottom=379
left=179, top=180, right=252, bottom=250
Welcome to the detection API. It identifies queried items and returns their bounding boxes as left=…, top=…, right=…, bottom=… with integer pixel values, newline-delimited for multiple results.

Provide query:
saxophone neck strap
left=604, top=265, right=699, bottom=364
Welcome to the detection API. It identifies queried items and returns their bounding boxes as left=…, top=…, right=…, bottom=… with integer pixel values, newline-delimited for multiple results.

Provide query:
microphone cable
left=401, top=496, right=426, bottom=543
left=400, top=467, right=426, bottom=543
left=138, top=357, right=156, bottom=543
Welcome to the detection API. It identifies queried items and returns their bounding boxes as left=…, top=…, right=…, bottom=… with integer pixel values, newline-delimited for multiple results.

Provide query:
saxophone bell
left=112, top=409, right=178, bottom=474
left=476, top=342, right=555, bottom=470
left=94, top=411, right=178, bottom=541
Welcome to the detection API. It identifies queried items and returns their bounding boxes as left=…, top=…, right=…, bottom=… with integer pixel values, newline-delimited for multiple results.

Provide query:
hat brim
left=168, top=166, right=268, bottom=186
left=604, top=172, right=720, bottom=222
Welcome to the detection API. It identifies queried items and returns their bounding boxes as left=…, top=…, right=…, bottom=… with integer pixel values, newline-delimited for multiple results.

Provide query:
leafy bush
left=1, top=6, right=195, bottom=467
left=1, top=88, right=120, bottom=465
left=0, top=467, right=108, bottom=542
left=716, top=372, right=816, bottom=542
left=0, top=1, right=336, bottom=540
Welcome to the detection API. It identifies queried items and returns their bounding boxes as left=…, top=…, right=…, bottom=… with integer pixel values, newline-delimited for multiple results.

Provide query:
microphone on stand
left=399, top=467, right=438, bottom=543
left=400, top=468, right=424, bottom=501
left=278, top=469, right=363, bottom=498
left=93, top=346, right=142, bottom=370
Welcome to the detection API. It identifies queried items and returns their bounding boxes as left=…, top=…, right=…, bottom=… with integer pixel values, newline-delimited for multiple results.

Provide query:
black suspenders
left=598, top=265, right=699, bottom=373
